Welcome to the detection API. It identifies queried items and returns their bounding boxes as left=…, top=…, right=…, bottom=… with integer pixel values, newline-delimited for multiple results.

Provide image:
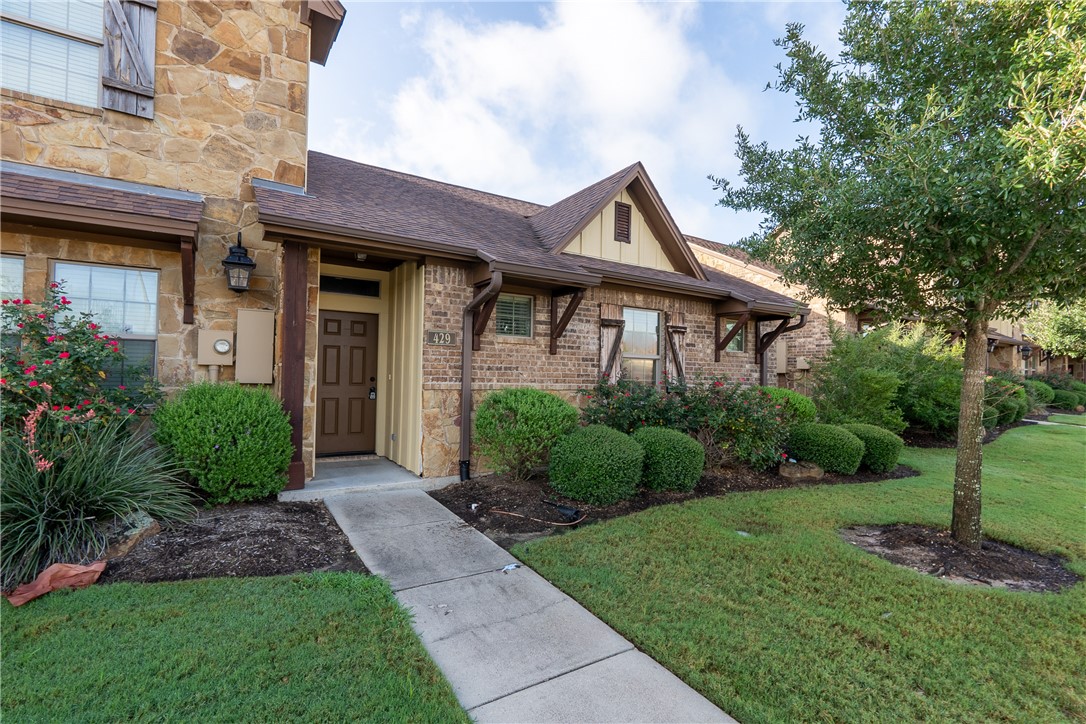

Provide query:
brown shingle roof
left=686, top=235, right=780, bottom=274
left=1, top=168, right=203, bottom=223
left=256, top=152, right=805, bottom=313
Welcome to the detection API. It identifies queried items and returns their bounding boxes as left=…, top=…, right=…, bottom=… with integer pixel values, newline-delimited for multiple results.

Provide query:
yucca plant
left=1, top=416, right=194, bottom=592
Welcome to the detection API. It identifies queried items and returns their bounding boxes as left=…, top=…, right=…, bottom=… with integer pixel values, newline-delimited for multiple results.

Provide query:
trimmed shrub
left=1070, top=380, right=1086, bottom=395
left=153, top=382, right=293, bottom=504
left=1023, top=379, right=1055, bottom=406
left=632, top=427, right=704, bottom=492
left=1, top=416, right=193, bottom=591
left=840, top=423, right=904, bottom=473
left=474, top=388, right=578, bottom=479
left=1051, top=389, right=1079, bottom=410
left=549, top=425, right=643, bottom=505
left=759, top=387, right=817, bottom=425
left=788, top=423, right=865, bottom=475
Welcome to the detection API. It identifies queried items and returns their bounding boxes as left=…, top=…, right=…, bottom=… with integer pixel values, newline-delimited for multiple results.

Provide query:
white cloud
left=321, top=1, right=754, bottom=216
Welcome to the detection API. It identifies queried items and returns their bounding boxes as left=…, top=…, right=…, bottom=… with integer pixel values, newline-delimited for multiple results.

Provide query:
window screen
left=495, top=294, right=532, bottom=337
left=621, top=308, right=660, bottom=382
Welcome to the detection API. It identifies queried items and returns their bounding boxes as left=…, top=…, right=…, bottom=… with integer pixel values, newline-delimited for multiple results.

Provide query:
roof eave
left=0, top=196, right=199, bottom=241
left=259, top=214, right=478, bottom=261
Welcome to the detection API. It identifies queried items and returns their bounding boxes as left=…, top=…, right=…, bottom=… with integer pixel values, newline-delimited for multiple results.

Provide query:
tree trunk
left=951, top=317, right=989, bottom=549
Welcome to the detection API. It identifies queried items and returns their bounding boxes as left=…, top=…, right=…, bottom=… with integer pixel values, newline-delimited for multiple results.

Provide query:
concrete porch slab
left=278, top=457, right=456, bottom=502
left=468, top=649, right=735, bottom=723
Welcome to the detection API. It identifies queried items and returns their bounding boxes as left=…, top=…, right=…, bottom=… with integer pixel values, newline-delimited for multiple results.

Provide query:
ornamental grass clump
left=153, top=382, right=293, bottom=504
left=839, top=423, right=904, bottom=474
left=632, top=427, right=704, bottom=492
left=788, top=423, right=865, bottom=475
left=0, top=415, right=193, bottom=592
left=474, top=388, right=579, bottom=480
left=549, top=425, right=643, bottom=505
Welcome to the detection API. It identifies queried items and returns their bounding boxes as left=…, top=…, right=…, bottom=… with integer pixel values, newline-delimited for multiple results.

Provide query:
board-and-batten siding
left=563, top=189, right=676, bottom=272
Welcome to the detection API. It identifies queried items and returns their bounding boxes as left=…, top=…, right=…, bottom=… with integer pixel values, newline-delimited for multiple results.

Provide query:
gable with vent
left=562, top=190, right=676, bottom=272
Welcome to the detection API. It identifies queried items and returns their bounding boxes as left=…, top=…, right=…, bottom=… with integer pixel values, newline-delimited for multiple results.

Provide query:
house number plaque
left=426, top=331, right=457, bottom=346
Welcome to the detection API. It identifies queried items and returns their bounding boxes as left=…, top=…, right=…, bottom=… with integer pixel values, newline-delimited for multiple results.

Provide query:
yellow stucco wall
left=563, top=190, right=675, bottom=272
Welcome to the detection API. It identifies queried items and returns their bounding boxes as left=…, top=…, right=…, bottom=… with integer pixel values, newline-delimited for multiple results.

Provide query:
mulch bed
left=901, top=418, right=1037, bottom=448
left=101, top=501, right=367, bottom=584
left=841, top=524, right=1081, bottom=593
left=429, top=464, right=919, bottom=550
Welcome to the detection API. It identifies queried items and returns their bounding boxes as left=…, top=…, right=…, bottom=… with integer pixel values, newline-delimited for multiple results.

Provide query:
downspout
left=460, top=271, right=503, bottom=481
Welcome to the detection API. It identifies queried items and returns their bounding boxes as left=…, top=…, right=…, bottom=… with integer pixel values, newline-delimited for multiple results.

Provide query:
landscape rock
left=779, top=461, right=825, bottom=480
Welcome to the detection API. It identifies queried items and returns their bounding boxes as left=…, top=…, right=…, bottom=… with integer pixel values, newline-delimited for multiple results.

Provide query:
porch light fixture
left=987, top=338, right=999, bottom=354
left=222, top=233, right=256, bottom=292
left=1020, top=345, right=1032, bottom=360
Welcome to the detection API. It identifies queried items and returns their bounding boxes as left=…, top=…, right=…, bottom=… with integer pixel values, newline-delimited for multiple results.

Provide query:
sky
left=308, top=1, right=847, bottom=245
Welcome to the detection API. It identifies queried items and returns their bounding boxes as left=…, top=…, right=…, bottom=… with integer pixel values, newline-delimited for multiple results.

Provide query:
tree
left=1022, top=300, right=1086, bottom=360
left=711, top=0, right=1086, bottom=548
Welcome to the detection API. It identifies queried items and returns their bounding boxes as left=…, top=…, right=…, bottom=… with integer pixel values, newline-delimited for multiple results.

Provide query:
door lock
left=368, top=386, right=377, bottom=400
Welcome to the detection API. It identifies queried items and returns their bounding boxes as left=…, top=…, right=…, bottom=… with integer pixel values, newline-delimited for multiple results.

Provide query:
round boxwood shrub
left=632, top=427, right=704, bottom=492
left=474, top=388, right=578, bottom=479
left=1023, top=379, right=1055, bottom=406
left=153, top=382, right=293, bottom=504
left=839, top=423, right=904, bottom=473
left=549, top=425, right=643, bottom=505
left=1051, top=389, right=1079, bottom=410
left=788, top=423, right=865, bottom=475
left=759, top=386, right=817, bottom=425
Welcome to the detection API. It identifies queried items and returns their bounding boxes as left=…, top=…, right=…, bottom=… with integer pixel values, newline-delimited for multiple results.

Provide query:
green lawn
left=516, top=425, right=1086, bottom=722
left=1049, top=413, right=1086, bottom=427
left=2, top=573, right=467, bottom=722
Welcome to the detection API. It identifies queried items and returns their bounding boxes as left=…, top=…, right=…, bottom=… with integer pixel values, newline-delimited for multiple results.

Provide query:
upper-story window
left=621, top=307, right=660, bottom=383
left=1, top=0, right=104, bottom=107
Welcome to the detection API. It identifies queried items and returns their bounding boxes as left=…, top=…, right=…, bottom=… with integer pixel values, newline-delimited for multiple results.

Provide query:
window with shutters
left=52, top=261, right=158, bottom=386
left=495, top=294, right=533, bottom=338
left=620, top=308, right=660, bottom=383
left=614, top=201, right=632, bottom=243
left=722, top=318, right=745, bottom=353
left=1, top=0, right=104, bottom=107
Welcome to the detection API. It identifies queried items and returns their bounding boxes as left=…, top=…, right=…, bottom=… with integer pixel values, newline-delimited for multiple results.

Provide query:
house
left=1, top=0, right=808, bottom=490
left=687, top=237, right=857, bottom=394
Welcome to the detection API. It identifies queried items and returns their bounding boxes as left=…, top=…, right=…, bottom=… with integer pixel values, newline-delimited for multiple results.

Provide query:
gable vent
left=614, top=201, right=632, bottom=243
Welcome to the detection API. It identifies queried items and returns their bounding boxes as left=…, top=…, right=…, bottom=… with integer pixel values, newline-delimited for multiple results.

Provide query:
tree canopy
left=712, top=0, right=1086, bottom=327
left=712, top=0, right=1086, bottom=548
left=1022, top=300, right=1086, bottom=359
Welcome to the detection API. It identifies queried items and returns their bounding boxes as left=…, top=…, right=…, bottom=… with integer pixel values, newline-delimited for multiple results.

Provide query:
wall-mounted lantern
left=986, top=338, right=999, bottom=354
left=1020, top=345, right=1032, bottom=360
left=222, top=233, right=256, bottom=292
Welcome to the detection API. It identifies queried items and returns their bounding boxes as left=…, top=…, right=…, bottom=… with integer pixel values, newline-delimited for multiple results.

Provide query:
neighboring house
left=1, top=0, right=808, bottom=489
left=687, top=236, right=856, bottom=393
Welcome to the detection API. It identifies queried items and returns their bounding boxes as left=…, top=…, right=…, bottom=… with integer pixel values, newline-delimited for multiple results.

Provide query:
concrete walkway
left=325, top=489, right=733, bottom=723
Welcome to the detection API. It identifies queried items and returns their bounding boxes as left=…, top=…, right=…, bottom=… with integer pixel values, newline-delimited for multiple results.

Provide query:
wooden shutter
left=600, top=303, right=625, bottom=383
left=665, top=312, right=687, bottom=382
left=614, top=202, right=631, bottom=242
left=102, top=0, right=156, bottom=119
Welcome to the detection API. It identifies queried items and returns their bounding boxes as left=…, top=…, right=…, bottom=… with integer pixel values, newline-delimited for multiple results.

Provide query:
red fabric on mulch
left=4, top=561, right=106, bottom=606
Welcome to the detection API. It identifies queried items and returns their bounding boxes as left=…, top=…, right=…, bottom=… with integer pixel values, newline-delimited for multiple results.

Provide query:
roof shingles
left=1, top=170, right=203, bottom=223
left=254, top=152, right=805, bottom=313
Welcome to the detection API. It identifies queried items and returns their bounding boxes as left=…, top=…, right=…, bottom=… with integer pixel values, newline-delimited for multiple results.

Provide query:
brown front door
left=317, top=311, right=378, bottom=455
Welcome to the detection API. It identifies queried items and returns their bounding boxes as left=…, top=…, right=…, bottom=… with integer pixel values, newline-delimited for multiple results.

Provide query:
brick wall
left=419, top=261, right=774, bottom=477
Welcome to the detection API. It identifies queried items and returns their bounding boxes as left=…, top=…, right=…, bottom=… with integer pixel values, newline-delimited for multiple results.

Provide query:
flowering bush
left=580, top=376, right=791, bottom=471
left=0, top=283, right=160, bottom=429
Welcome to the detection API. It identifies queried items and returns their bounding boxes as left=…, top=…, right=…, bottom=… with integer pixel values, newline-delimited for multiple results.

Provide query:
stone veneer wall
left=2, top=1, right=318, bottom=430
left=418, top=261, right=772, bottom=478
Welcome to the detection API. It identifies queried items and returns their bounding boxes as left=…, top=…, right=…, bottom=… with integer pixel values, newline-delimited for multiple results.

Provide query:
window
left=722, top=318, right=745, bottom=353
left=614, top=201, right=632, bottom=243
left=1, top=0, right=103, bottom=107
left=495, top=294, right=532, bottom=337
left=621, top=308, right=660, bottom=382
left=53, top=261, right=158, bottom=386
left=0, top=255, right=24, bottom=300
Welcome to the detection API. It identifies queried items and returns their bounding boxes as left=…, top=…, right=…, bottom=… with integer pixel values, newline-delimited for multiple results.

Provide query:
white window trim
left=495, top=293, right=533, bottom=338
left=1, top=3, right=104, bottom=107
left=621, top=307, right=662, bottom=383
